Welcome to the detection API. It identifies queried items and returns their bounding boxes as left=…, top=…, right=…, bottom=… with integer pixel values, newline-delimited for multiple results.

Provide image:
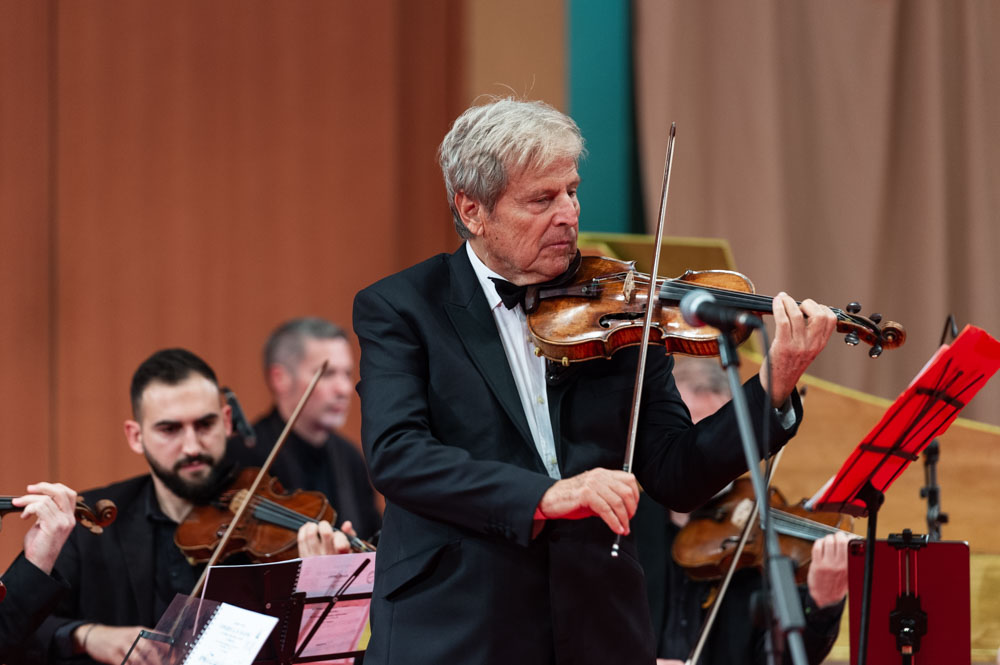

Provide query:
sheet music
left=296, top=598, right=370, bottom=662
left=297, top=552, right=376, bottom=595
left=183, top=603, right=278, bottom=665
left=295, top=553, right=375, bottom=664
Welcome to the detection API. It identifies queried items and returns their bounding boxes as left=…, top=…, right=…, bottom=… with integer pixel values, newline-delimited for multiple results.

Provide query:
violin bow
left=190, top=360, right=329, bottom=597
left=612, top=123, right=676, bottom=557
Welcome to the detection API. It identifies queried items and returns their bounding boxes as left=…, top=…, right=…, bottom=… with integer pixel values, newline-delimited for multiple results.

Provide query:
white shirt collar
left=465, top=242, right=507, bottom=311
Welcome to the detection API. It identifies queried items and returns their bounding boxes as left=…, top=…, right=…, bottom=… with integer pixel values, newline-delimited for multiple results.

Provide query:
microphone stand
left=919, top=439, right=947, bottom=541
left=715, top=328, right=808, bottom=665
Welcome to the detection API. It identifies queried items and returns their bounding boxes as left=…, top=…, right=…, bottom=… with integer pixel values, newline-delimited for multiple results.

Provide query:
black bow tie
left=489, top=278, right=527, bottom=310
left=487, top=251, right=583, bottom=312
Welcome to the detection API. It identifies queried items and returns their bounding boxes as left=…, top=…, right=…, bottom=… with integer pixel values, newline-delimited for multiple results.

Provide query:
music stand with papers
left=807, top=325, right=1000, bottom=665
left=121, top=594, right=280, bottom=665
left=202, top=552, right=375, bottom=664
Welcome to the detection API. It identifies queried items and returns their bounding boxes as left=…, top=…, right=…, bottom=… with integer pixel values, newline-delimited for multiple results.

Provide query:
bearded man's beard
left=145, top=451, right=237, bottom=505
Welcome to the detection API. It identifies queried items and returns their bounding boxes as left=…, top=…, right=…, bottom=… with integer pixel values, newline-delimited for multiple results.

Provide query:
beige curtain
left=634, top=0, right=1000, bottom=426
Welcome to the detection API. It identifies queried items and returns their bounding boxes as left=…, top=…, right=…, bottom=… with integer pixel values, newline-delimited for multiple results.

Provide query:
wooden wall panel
left=51, top=0, right=465, bottom=491
left=0, top=0, right=53, bottom=568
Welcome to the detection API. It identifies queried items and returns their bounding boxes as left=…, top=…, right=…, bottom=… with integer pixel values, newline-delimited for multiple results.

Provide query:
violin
left=524, top=256, right=906, bottom=365
left=174, top=467, right=374, bottom=565
left=670, top=477, right=852, bottom=584
left=0, top=495, right=117, bottom=535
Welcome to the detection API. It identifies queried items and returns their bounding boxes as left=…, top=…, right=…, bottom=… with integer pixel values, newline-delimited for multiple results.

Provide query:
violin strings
left=247, top=496, right=317, bottom=531
left=770, top=509, right=849, bottom=541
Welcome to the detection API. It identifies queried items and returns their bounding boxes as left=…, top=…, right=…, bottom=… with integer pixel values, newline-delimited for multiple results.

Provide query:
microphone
left=222, top=387, right=257, bottom=449
left=679, top=289, right=763, bottom=330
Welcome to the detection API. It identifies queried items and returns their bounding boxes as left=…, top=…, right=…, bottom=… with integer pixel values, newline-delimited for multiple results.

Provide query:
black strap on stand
left=715, top=330, right=808, bottom=665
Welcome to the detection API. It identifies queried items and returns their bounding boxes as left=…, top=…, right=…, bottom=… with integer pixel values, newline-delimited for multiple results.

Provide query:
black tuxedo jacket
left=352, top=246, right=802, bottom=665
left=0, top=555, right=68, bottom=660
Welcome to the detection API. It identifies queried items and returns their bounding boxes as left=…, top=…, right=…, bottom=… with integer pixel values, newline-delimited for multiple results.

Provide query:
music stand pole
left=716, top=332, right=808, bottom=665
left=855, top=481, right=884, bottom=665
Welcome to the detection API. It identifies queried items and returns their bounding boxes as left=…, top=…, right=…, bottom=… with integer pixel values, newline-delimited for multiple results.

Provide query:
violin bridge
left=730, top=498, right=754, bottom=530
left=623, top=269, right=636, bottom=303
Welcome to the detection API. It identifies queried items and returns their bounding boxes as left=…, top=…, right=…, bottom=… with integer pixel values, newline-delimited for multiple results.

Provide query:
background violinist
left=633, top=356, right=850, bottom=665
left=352, top=96, right=836, bottom=665
left=18, top=348, right=350, bottom=665
left=0, top=482, right=78, bottom=658
left=227, top=317, right=381, bottom=542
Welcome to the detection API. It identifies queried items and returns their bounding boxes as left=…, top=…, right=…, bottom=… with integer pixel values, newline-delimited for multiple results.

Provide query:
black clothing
left=352, top=246, right=804, bottom=665
left=18, top=475, right=200, bottom=665
left=0, top=555, right=68, bottom=659
left=634, top=494, right=843, bottom=665
left=227, top=408, right=381, bottom=540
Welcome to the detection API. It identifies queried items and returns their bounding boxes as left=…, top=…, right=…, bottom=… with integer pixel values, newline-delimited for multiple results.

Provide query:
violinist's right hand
left=73, top=624, right=153, bottom=664
left=533, top=468, right=639, bottom=536
left=14, top=482, right=77, bottom=575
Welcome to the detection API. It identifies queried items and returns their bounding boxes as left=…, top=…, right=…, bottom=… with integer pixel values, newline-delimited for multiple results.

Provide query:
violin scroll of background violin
left=525, top=256, right=906, bottom=364
left=0, top=495, right=117, bottom=535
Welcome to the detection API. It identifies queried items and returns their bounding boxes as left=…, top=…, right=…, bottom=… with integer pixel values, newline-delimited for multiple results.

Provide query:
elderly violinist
left=18, top=348, right=350, bottom=665
left=352, top=96, right=836, bottom=664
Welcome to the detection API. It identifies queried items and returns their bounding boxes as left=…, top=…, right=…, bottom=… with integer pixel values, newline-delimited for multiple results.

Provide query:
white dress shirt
left=466, top=243, right=562, bottom=479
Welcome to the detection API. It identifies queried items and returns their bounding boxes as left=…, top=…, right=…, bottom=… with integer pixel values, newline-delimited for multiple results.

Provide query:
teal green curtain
left=567, top=0, right=642, bottom=233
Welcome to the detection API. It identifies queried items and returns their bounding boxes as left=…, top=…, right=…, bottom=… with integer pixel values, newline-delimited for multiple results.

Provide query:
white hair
left=438, top=97, right=585, bottom=239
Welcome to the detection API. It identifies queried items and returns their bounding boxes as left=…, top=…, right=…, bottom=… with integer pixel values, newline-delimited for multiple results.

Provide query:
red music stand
left=807, top=325, right=1000, bottom=665
left=847, top=535, right=970, bottom=665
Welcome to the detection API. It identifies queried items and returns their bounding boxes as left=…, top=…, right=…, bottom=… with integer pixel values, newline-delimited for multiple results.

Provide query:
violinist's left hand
left=807, top=532, right=852, bottom=608
left=14, top=482, right=78, bottom=575
left=761, top=292, right=836, bottom=407
left=297, top=519, right=353, bottom=556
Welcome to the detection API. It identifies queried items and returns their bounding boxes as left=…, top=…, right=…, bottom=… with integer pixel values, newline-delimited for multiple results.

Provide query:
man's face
left=461, top=157, right=580, bottom=285
left=125, top=375, right=232, bottom=502
left=285, top=337, right=354, bottom=433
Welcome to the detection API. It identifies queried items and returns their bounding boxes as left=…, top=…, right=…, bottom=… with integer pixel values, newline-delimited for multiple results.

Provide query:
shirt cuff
left=774, top=396, right=797, bottom=430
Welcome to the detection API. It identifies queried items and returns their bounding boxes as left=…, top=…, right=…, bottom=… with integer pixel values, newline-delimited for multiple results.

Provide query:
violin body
left=526, top=256, right=905, bottom=364
left=528, top=257, right=755, bottom=363
left=174, top=467, right=334, bottom=564
left=671, top=477, right=852, bottom=584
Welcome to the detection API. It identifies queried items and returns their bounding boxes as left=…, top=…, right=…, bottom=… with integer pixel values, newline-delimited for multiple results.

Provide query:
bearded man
left=18, top=349, right=347, bottom=665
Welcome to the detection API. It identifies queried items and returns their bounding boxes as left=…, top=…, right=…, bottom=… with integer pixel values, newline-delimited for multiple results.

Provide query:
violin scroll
left=0, top=495, right=117, bottom=535
left=75, top=498, right=117, bottom=534
left=835, top=301, right=906, bottom=358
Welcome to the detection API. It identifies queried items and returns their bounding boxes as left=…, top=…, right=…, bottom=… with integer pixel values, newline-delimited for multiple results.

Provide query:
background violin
left=0, top=495, right=116, bottom=535
left=525, top=256, right=906, bottom=364
left=671, top=477, right=852, bottom=584
left=174, top=467, right=374, bottom=565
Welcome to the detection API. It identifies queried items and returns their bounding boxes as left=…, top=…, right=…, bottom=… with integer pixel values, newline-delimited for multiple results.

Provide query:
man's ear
left=124, top=420, right=144, bottom=455
left=268, top=363, right=292, bottom=397
left=455, top=191, right=485, bottom=238
left=221, top=403, right=233, bottom=437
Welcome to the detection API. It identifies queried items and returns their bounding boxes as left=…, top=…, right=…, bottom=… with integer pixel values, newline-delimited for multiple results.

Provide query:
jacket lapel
left=443, top=247, right=539, bottom=462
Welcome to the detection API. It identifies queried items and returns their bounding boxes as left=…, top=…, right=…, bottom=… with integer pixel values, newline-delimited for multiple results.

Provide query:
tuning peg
left=844, top=331, right=860, bottom=346
left=869, top=313, right=882, bottom=324
left=869, top=344, right=883, bottom=358
left=846, top=302, right=862, bottom=314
